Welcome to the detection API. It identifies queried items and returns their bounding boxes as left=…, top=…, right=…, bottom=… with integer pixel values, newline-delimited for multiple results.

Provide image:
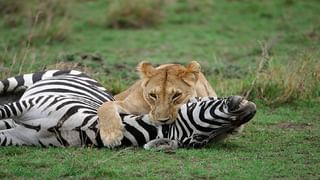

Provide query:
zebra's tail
left=0, top=70, right=84, bottom=95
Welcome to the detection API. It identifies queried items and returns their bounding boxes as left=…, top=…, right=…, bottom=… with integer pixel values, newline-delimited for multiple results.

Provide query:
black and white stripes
left=0, top=70, right=256, bottom=148
left=0, top=70, right=84, bottom=95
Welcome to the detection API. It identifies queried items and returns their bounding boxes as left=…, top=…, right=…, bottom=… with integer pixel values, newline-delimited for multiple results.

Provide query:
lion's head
left=137, top=61, right=201, bottom=124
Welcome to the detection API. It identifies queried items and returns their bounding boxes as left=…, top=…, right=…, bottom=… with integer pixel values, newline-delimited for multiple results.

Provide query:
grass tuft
left=0, top=0, right=27, bottom=28
left=242, top=54, right=320, bottom=106
left=106, top=0, right=166, bottom=29
left=0, top=47, right=35, bottom=79
left=25, top=0, right=72, bottom=45
left=0, top=0, right=24, bottom=15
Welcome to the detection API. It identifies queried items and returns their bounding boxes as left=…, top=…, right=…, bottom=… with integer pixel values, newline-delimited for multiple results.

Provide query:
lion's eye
left=172, top=92, right=182, bottom=101
left=149, top=93, right=157, bottom=100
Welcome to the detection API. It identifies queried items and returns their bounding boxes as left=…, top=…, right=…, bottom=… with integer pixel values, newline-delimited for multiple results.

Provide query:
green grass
left=0, top=100, right=319, bottom=179
left=0, top=0, right=319, bottom=179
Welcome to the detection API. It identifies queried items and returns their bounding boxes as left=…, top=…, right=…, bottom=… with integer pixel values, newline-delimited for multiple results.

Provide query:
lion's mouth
left=157, top=118, right=171, bottom=124
left=227, top=96, right=256, bottom=125
left=150, top=116, right=175, bottom=125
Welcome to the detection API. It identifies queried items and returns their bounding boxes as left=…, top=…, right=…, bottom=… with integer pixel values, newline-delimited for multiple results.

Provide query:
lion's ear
left=179, top=61, right=201, bottom=86
left=186, top=61, right=201, bottom=73
left=137, top=61, right=155, bottom=78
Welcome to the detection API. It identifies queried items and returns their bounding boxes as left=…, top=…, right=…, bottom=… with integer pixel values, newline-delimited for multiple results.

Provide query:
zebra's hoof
left=144, top=138, right=179, bottom=151
left=100, top=128, right=124, bottom=148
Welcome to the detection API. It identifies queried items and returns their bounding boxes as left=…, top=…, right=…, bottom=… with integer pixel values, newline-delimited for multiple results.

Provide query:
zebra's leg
left=97, top=101, right=130, bottom=148
left=0, top=98, right=37, bottom=122
left=0, top=125, right=49, bottom=146
left=0, top=119, right=16, bottom=130
left=0, top=127, right=29, bottom=146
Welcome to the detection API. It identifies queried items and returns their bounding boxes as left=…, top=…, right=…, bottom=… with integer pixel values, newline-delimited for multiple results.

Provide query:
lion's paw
left=100, top=127, right=124, bottom=148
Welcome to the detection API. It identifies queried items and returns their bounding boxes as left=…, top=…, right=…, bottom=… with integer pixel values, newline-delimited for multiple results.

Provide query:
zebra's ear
left=137, top=61, right=155, bottom=79
left=179, top=61, right=200, bottom=86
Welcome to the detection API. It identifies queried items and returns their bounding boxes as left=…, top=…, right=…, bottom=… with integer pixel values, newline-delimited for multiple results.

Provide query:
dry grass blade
left=244, top=41, right=271, bottom=99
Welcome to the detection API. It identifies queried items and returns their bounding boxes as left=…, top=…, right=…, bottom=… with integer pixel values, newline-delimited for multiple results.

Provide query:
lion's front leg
left=97, top=101, right=127, bottom=148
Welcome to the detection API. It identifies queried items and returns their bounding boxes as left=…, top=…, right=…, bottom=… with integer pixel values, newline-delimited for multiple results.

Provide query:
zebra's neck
left=120, top=114, right=179, bottom=146
left=136, top=115, right=179, bottom=140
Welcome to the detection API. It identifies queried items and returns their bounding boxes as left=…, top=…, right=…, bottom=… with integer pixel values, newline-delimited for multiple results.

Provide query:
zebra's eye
left=149, top=93, right=157, bottom=100
left=172, top=92, right=182, bottom=101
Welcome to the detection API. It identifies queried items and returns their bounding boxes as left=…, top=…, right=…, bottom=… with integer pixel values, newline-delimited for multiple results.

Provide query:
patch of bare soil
left=277, top=122, right=313, bottom=130
left=45, top=61, right=96, bottom=76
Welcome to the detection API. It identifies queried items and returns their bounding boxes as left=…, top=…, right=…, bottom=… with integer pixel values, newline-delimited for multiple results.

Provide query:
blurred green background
left=0, top=0, right=319, bottom=179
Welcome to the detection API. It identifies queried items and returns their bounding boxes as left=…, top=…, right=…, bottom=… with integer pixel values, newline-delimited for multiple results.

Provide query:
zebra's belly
left=11, top=95, right=102, bottom=147
left=37, top=129, right=99, bottom=147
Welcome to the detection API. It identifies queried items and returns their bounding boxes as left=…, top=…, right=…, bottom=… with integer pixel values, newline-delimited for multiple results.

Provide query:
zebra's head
left=177, top=95, right=256, bottom=148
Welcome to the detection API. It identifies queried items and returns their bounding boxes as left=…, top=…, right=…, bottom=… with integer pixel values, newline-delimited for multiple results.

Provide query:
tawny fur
left=97, top=61, right=216, bottom=147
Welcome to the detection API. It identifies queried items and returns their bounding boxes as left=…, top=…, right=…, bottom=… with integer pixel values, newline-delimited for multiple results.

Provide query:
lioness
left=98, top=61, right=217, bottom=147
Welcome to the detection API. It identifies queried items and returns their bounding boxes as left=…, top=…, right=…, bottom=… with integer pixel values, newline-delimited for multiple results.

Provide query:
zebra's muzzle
left=227, top=96, right=256, bottom=126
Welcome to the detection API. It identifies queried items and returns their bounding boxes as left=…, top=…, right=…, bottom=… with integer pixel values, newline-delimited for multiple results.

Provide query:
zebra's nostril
left=227, top=96, right=243, bottom=111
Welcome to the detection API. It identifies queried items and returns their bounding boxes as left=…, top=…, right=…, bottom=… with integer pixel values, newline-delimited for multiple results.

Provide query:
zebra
left=0, top=70, right=256, bottom=149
